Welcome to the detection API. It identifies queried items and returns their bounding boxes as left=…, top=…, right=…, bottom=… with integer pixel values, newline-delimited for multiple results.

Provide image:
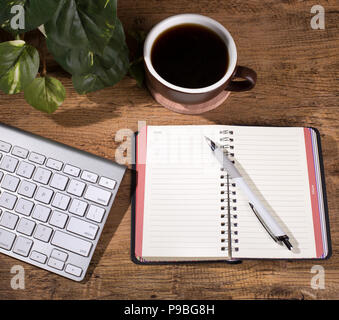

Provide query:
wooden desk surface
left=0, top=0, right=338, bottom=300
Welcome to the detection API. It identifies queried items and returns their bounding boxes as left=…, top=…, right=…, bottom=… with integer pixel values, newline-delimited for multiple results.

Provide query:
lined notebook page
left=228, top=126, right=317, bottom=259
left=142, top=125, right=227, bottom=261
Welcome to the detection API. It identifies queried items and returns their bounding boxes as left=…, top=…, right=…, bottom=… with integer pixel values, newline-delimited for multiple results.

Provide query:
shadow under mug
left=144, top=14, right=257, bottom=111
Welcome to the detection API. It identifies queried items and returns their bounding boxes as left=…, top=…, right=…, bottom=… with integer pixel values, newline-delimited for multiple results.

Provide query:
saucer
left=148, top=85, right=231, bottom=115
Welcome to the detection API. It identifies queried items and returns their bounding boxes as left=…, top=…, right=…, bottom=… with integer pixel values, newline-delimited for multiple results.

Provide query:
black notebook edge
left=310, top=127, right=332, bottom=260
left=130, top=127, right=331, bottom=264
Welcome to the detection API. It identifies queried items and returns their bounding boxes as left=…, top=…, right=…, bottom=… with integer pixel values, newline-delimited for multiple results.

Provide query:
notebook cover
left=130, top=127, right=331, bottom=264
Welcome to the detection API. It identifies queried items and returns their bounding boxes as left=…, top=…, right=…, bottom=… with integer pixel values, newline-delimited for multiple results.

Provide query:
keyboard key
left=99, top=177, right=116, bottom=190
left=30, top=251, right=47, bottom=264
left=32, top=205, right=51, bottom=222
left=12, top=146, right=29, bottom=159
left=50, top=173, right=69, bottom=191
left=0, top=227, right=16, bottom=250
left=81, top=171, right=98, bottom=183
left=84, top=185, right=111, bottom=206
left=17, top=161, right=35, bottom=179
left=0, top=211, right=19, bottom=229
left=65, top=264, right=82, bottom=277
left=13, top=236, right=33, bottom=257
left=46, top=158, right=63, bottom=171
left=66, top=217, right=99, bottom=240
left=48, top=257, right=64, bottom=270
left=28, top=152, right=45, bottom=165
left=0, top=192, right=17, bottom=210
left=63, top=164, right=80, bottom=177
left=33, top=168, right=52, bottom=185
left=67, top=179, right=85, bottom=197
left=52, top=193, right=70, bottom=211
left=1, top=174, right=20, bottom=192
left=86, top=205, right=105, bottom=223
left=51, top=249, right=68, bottom=262
left=0, top=141, right=11, bottom=153
left=18, top=180, right=37, bottom=198
left=35, top=186, right=54, bottom=204
left=49, top=211, right=68, bottom=229
left=16, top=218, right=36, bottom=236
left=15, top=198, right=34, bottom=216
left=34, top=224, right=53, bottom=242
left=0, top=155, right=18, bottom=172
left=51, top=231, right=92, bottom=257
left=69, top=199, right=88, bottom=217
left=0, top=171, right=3, bottom=182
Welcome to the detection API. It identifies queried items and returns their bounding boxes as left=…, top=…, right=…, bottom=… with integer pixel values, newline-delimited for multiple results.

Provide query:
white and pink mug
left=144, top=14, right=257, bottom=110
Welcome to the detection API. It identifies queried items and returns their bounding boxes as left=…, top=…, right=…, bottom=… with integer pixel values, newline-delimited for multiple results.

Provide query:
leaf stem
left=42, top=55, right=47, bottom=77
left=38, top=34, right=47, bottom=77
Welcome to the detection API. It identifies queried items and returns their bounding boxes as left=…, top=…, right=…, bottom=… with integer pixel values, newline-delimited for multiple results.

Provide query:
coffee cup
left=144, top=14, right=257, bottom=114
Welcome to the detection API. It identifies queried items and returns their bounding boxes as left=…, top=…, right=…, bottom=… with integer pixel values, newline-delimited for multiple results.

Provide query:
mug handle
left=225, top=66, right=257, bottom=92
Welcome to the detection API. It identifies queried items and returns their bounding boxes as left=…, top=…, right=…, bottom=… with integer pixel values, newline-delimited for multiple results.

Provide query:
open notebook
left=132, top=125, right=331, bottom=263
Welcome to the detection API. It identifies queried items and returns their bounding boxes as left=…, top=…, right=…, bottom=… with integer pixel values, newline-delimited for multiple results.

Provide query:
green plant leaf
left=45, top=42, right=94, bottom=75
left=70, top=18, right=129, bottom=94
left=0, top=40, right=39, bottom=94
left=0, top=0, right=59, bottom=34
left=45, top=0, right=117, bottom=54
left=24, top=76, right=66, bottom=113
left=47, top=18, right=129, bottom=94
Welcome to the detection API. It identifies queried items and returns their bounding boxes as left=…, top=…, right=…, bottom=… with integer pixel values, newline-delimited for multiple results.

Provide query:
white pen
left=205, top=136, right=293, bottom=250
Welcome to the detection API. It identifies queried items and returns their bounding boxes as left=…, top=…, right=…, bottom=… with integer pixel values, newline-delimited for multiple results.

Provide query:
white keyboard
left=0, top=123, right=126, bottom=281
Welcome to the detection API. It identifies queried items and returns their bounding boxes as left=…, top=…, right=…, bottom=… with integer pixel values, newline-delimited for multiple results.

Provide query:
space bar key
left=51, top=231, right=93, bottom=257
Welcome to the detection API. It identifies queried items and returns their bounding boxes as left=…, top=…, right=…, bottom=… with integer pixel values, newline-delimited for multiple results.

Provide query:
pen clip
left=248, top=202, right=278, bottom=243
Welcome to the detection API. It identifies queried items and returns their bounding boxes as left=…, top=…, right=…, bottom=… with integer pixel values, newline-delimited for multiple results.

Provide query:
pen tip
left=283, top=239, right=293, bottom=250
left=277, top=236, right=293, bottom=250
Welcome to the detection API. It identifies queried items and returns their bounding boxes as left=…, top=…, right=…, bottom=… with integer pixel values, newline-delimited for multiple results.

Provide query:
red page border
left=135, top=126, right=147, bottom=258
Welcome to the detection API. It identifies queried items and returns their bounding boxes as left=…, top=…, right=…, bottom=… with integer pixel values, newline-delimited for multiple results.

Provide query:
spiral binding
left=219, top=129, right=239, bottom=254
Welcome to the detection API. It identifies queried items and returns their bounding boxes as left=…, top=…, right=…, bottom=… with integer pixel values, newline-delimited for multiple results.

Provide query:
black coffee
left=151, top=24, right=228, bottom=89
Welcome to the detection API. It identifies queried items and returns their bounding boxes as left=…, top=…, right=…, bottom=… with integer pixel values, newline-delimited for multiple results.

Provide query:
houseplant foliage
left=0, top=0, right=130, bottom=113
